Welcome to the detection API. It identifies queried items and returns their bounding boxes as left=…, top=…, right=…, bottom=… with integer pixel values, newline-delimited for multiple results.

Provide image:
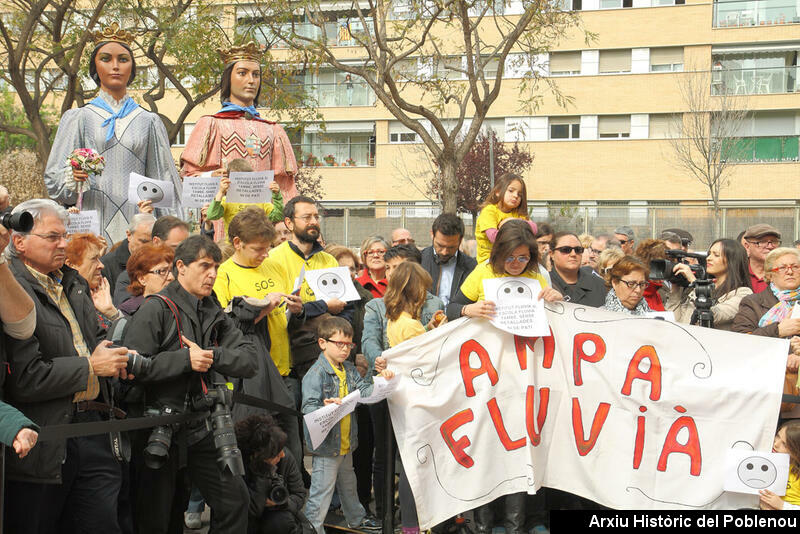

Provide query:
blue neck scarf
left=90, top=96, right=139, bottom=142
left=218, top=101, right=260, bottom=118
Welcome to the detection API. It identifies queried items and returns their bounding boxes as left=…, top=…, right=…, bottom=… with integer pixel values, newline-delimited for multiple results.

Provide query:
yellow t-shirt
left=387, top=311, right=427, bottom=348
left=475, top=203, right=529, bottom=263
left=331, top=362, right=350, bottom=455
left=459, top=261, right=549, bottom=303
left=785, top=469, right=800, bottom=506
left=213, top=257, right=293, bottom=376
left=267, top=241, right=340, bottom=303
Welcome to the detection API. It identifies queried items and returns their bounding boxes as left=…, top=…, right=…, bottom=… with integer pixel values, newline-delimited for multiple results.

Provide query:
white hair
left=6, top=198, right=68, bottom=258
left=127, top=213, right=156, bottom=233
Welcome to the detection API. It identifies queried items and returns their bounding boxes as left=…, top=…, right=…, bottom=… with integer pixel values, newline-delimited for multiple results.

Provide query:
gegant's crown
left=91, top=22, right=135, bottom=46
left=218, top=41, right=263, bottom=65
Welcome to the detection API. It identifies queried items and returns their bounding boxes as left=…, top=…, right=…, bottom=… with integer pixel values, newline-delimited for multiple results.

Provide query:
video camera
left=649, top=249, right=708, bottom=288
left=650, top=249, right=716, bottom=328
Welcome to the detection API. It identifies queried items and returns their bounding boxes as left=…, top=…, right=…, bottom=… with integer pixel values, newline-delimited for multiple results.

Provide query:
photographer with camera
left=662, top=239, right=752, bottom=330
left=236, top=414, right=308, bottom=534
left=122, top=235, right=258, bottom=534
left=3, top=199, right=132, bottom=533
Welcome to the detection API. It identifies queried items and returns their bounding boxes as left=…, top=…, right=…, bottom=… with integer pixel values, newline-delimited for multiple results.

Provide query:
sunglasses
left=554, top=246, right=584, bottom=255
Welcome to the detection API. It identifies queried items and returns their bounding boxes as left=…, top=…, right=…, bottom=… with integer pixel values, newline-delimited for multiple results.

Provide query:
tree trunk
left=30, top=115, right=51, bottom=167
left=439, top=157, right=458, bottom=214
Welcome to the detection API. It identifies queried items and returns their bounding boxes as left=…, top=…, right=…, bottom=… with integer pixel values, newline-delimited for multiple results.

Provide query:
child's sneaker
left=351, top=515, right=382, bottom=531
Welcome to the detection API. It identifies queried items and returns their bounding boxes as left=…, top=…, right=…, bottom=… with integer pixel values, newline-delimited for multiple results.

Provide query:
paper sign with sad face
left=128, top=172, right=174, bottom=209
left=305, top=266, right=361, bottom=302
left=724, top=448, right=789, bottom=496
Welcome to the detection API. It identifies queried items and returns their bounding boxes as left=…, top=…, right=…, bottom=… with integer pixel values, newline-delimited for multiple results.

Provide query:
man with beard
left=180, top=41, right=298, bottom=200
left=420, top=213, right=477, bottom=307
left=268, top=196, right=352, bottom=398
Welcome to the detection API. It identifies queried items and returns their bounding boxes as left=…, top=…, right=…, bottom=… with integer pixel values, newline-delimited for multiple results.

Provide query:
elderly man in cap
left=614, top=225, right=635, bottom=255
left=743, top=223, right=782, bottom=294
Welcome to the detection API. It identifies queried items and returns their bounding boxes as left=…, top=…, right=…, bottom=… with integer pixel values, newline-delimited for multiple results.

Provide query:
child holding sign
left=207, top=158, right=284, bottom=239
left=302, top=317, right=391, bottom=533
left=760, top=421, right=800, bottom=510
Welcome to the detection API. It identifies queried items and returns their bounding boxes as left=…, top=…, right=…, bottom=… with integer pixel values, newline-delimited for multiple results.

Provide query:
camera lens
left=0, top=211, right=33, bottom=232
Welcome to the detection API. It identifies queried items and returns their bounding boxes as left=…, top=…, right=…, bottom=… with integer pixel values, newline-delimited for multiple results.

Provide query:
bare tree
left=667, top=68, right=749, bottom=236
left=239, top=0, right=584, bottom=213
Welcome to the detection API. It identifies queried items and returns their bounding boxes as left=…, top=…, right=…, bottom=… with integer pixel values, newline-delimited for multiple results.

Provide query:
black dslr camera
left=265, top=473, right=289, bottom=506
left=194, top=383, right=245, bottom=477
left=1, top=211, right=33, bottom=232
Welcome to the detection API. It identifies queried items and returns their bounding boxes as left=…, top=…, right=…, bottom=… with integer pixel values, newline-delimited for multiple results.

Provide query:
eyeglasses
left=505, top=255, right=531, bottom=264
left=769, top=263, right=800, bottom=274
left=148, top=268, right=172, bottom=278
left=366, top=250, right=386, bottom=257
left=30, top=232, right=69, bottom=242
left=554, top=246, right=585, bottom=255
left=747, top=239, right=781, bottom=249
left=617, top=279, right=648, bottom=290
left=324, top=339, right=356, bottom=351
left=293, top=214, right=320, bottom=222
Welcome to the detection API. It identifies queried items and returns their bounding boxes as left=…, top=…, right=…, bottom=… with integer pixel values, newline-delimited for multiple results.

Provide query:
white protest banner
left=723, top=449, right=789, bottom=496
left=304, top=390, right=361, bottom=449
left=227, top=170, right=274, bottom=204
left=305, top=267, right=361, bottom=302
left=66, top=210, right=100, bottom=236
left=383, top=303, right=787, bottom=528
left=182, top=176, right=219, bottom=208
left=128, top=173, right=175, bottom=209
left=482, top=277, right=548, bottom=337
left=360, top=376, right=400, bottom=405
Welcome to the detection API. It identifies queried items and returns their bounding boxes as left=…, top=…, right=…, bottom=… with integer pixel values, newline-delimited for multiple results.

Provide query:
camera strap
left=145, top=294, right=186, bottom=349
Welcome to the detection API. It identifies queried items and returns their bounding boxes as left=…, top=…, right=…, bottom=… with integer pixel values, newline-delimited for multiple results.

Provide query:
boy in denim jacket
left=302, top=317, right=392, bottom=533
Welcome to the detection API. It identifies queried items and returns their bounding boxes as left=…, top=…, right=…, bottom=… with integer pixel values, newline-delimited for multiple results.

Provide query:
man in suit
left=421, top=213, right=477, bottom=307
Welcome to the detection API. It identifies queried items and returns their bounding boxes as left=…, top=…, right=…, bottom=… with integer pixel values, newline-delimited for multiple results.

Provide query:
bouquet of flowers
left=65, top=148, right=105, bottom=209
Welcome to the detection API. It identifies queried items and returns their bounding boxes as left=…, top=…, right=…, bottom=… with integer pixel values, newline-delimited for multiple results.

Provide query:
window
left=549, top=117, right=580, bottom=139
left=599, top=0, right=632, bottom=8
left=549, top=51, right=581, bottom=76
left=650, top=47, right=684, bottom=72
left=174, top=123, right=195, bottom=146
left=599, top=49, right=632, bottom=74
left=649, top=114, right=681, bottom=138
left=436, top=56, right=464, bottom=80
left=653, top=0, right=685, bottom=4
left=598, top=115, right=631, bottom=138
left=390, top=132, right=418, bottom=143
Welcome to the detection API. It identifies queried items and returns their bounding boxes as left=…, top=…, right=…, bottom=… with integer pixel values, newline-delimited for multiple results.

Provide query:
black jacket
left=4, top=258, right=105, bottom=482
left=101, top=240, right=130, bottom=291
left=122, top=280, right=257, bottom=422
left=421, top=247, right=477, bottom=304
left=549, top=266, right=608, bottom=308
left=246, top=449, right=307, bottom=533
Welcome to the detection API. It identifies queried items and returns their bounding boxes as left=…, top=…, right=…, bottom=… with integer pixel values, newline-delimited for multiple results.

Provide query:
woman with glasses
left=602, top=256, right=653, bottom=316
left=733, top=247, right=800, bottom=418
left=119, top=243, right=175, bottom=316
left=356, top=236, right=390, bottom=298
left=448, top=220, right=562, bottom=321
left=65, top=233, right=120, bottom=328
left=549, top=232, right=607, bottom=308
left=665, top=239, right=752, bottom=330
left=448, top=220, right=561, bottom=534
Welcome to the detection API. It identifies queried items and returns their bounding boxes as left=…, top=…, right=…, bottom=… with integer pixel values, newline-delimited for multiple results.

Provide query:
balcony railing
left=298, top=144, right=375, bottom=167
left=288, top=81, right=376, bottom=107
left=722, top=136, right=800, bottom=162
left=713, top=0, right=800, bottom=27
left=249, top=20, right=373, bottom=48
left=711, top=66, right=799, bottom=95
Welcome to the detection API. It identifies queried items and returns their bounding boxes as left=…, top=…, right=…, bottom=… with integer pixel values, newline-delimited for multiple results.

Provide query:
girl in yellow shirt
left=474, top=173, right=537, bottom=263
left=760, top=420, right=800, bottom=510
left=385, top=261, right=446, bottom=347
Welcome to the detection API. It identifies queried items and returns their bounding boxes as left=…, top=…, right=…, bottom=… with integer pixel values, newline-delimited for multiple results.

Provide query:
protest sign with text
left=66, top=210, right=100, bottom=236
left=182, top=176, right=219, bottom=208
left=384, top=303, right=787, bottom=528
left=227, top=170, right=274, bottom=204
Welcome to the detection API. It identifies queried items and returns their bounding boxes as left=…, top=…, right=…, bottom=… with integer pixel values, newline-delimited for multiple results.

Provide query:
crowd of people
left=0, top=20, right=799, bottom=534
left=1, top=170, right=800, bottom=534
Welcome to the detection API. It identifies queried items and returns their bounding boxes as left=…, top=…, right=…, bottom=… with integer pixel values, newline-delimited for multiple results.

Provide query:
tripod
left=689, top=279, right=715, bottom=329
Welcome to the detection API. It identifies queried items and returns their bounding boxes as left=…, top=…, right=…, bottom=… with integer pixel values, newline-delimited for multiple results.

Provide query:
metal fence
left=318, top=203, right=800, bottom=251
